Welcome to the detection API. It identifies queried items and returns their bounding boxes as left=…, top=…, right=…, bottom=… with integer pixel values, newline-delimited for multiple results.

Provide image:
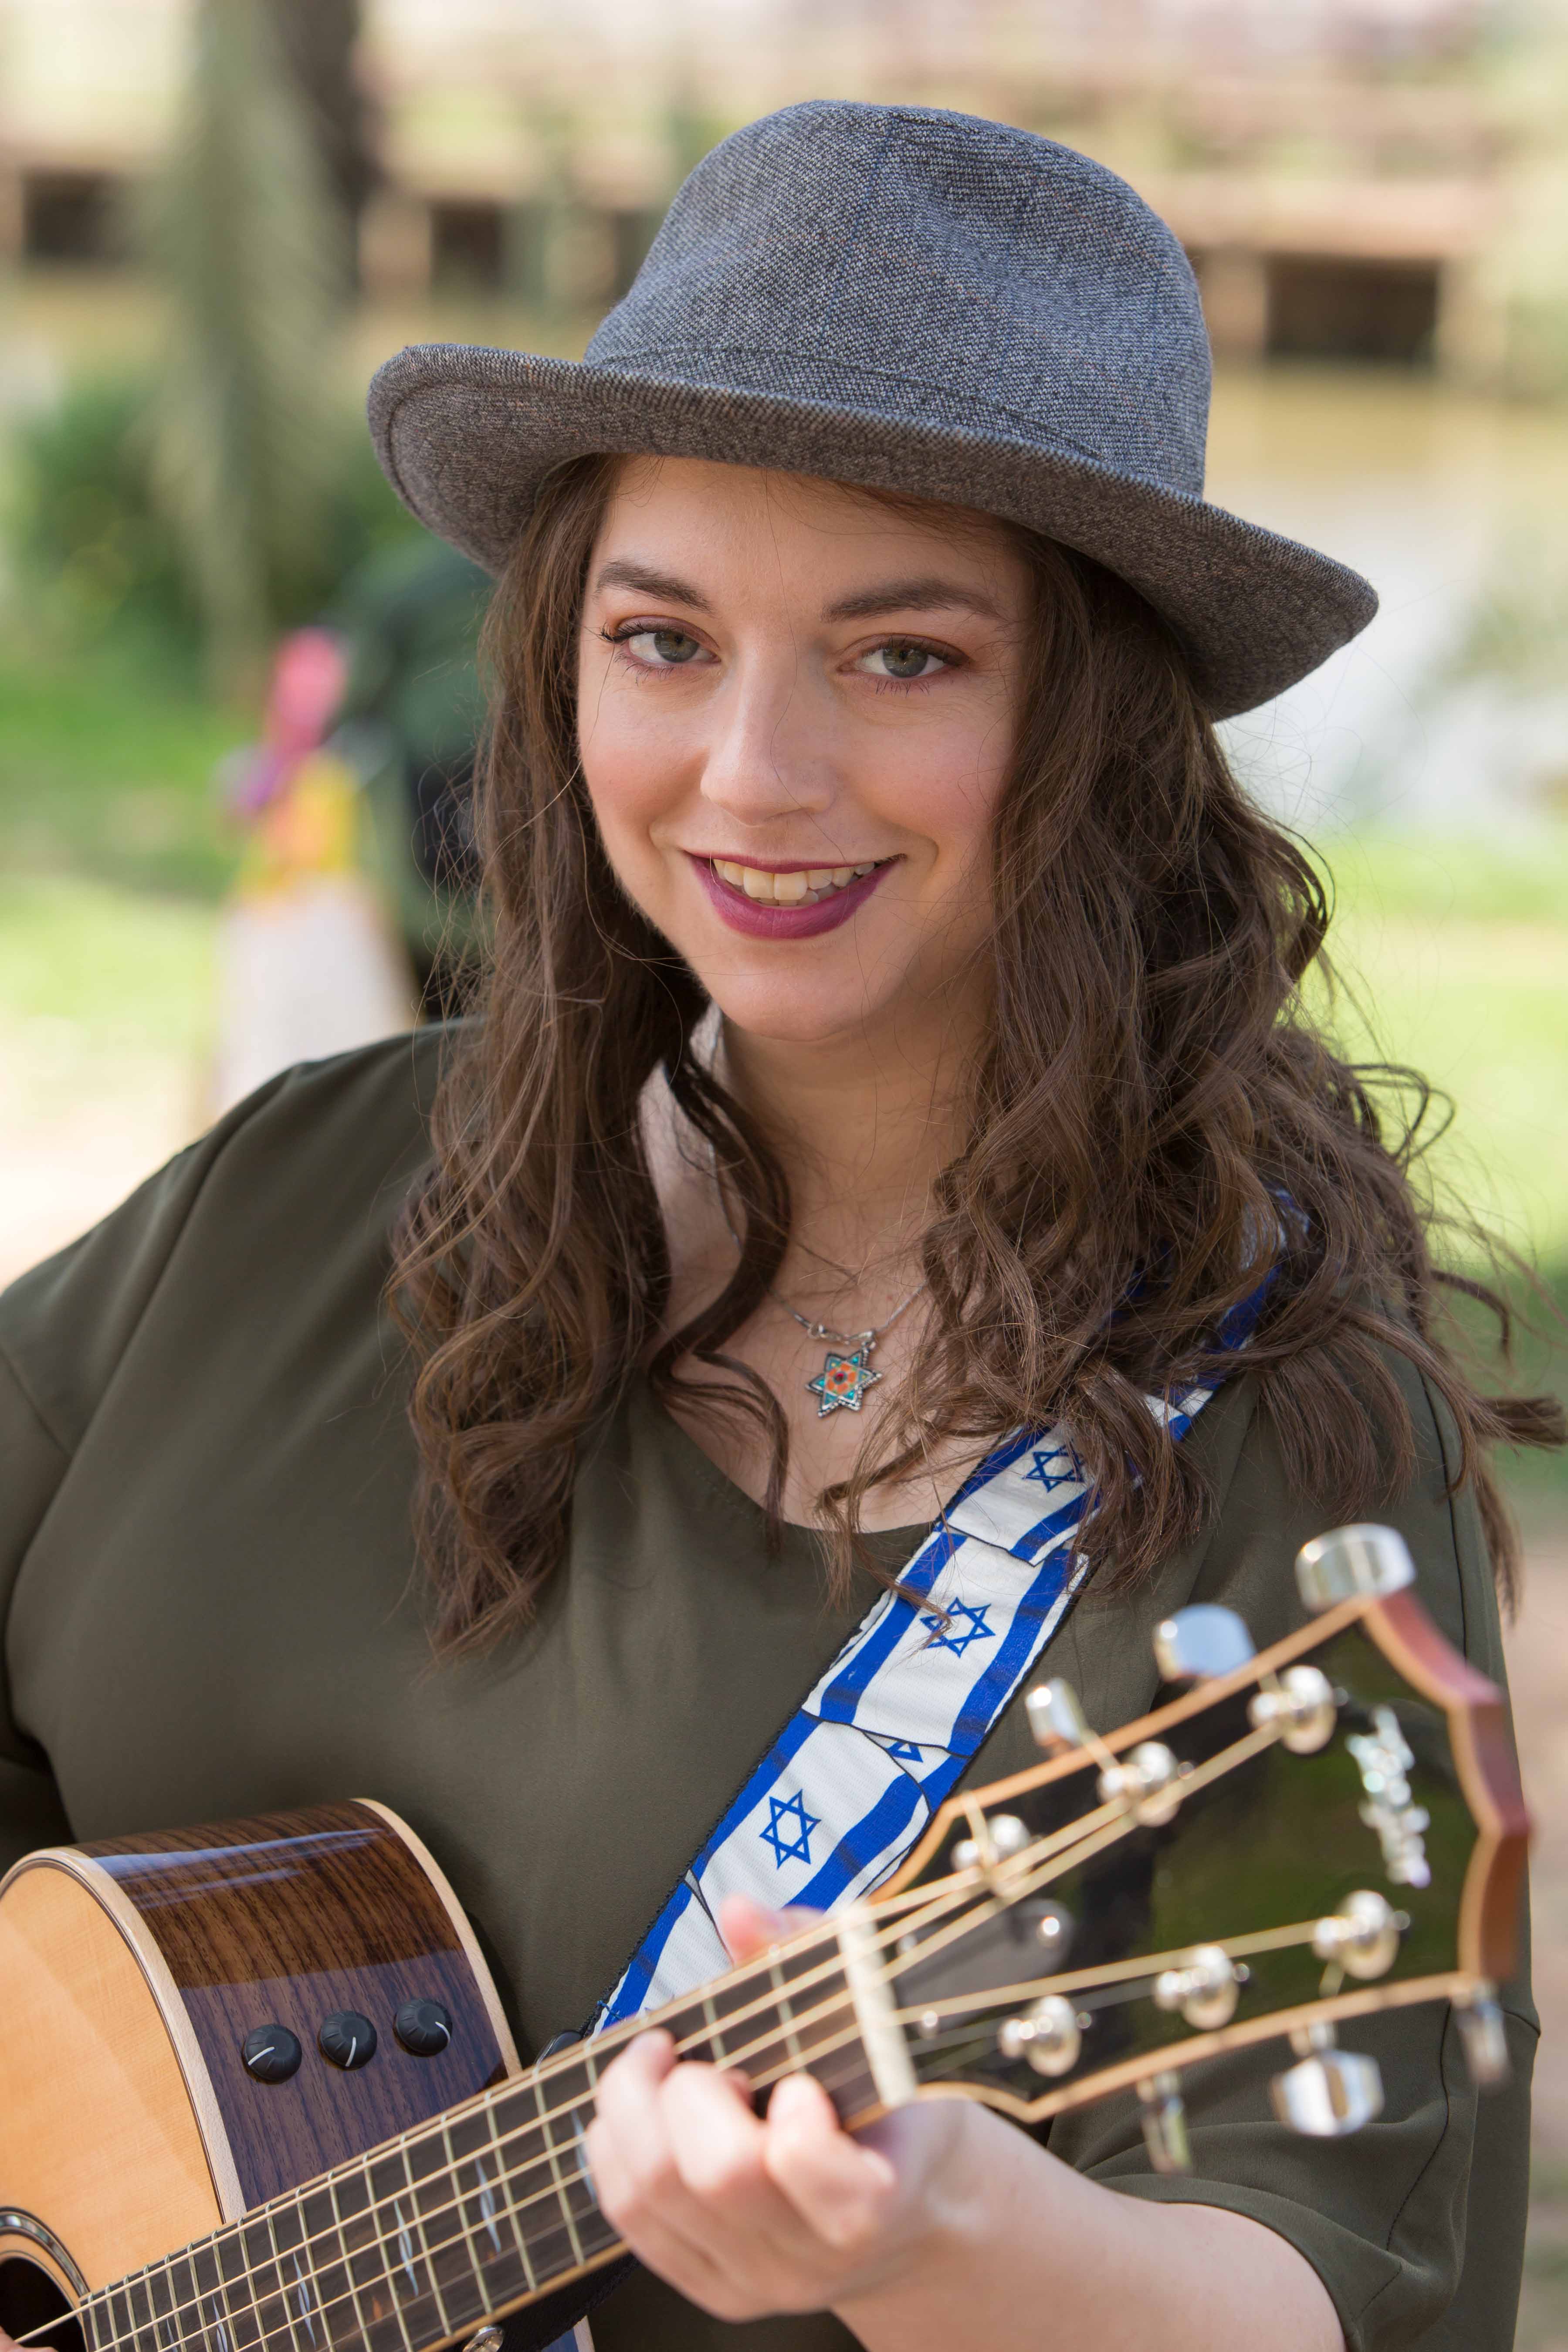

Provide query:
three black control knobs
left=241, top=1999, right=452, bottom=2083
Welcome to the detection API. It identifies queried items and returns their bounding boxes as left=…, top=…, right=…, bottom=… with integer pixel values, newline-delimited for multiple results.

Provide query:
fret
left=146, top=2257, right=178, bottom=2352
left=769, top=1959, right=807, bottom=2071
left=367, top=2150, right=433, bottom=2317
left=217, top=2225, right=267, bottom=2352
left=442, top=2104, right=531, bottom=2308
left=405, top=2123, right=488, bottom=2337
left=295, top=2185, right=354, bottom=2352
left=481, top=2097, right=538, bottom=2296
left=107, top=2281, right=136, bottom=2352
left=239, top=2215, right=293, bottom=2352
left=217, top=2223, right=266, bottom=2352
left=523, top=2063, right=615, bottom=2286
left=126, top=2271, right=158, bottom=2352
left=266, top=2199, right=323, bottom=2352
left=436, top=2118, right=492, bottom=2313
left=164, top=2254, right=201, bottom=2352
left=191, top=2239, right=240, bottom=2352
left=334, top=2160, right=416, bottom=2352
left=383, top=2139, right=461, bottom=2345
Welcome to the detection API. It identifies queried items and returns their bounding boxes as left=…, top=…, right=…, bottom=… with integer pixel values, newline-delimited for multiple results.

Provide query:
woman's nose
left=696, top=658, right=839, bottom=828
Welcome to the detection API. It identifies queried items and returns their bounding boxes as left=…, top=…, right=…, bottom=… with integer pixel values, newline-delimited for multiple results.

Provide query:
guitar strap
left=593, top=1279, right=1272, bottom=2035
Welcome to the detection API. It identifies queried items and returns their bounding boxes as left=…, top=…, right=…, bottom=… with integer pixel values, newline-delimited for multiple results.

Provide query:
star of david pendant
left=806, top=1346, right=881, bottom=1416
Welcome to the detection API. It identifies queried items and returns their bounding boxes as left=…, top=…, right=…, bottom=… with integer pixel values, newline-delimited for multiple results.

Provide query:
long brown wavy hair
left=393, top=453, right=1564, bottom=1658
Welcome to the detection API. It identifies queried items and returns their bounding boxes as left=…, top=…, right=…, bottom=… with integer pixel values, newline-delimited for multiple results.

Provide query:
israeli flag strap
left=594, top=1286, right=1268, bottom=2037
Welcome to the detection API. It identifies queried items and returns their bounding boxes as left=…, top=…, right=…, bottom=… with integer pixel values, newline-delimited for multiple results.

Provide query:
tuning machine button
left=1137, top=2073, right=1191, bottom=2172
left=394, top=1998, right=454, bottom=2057
left=1026, top=1678, right=1090, bottom=1755
left=1271, top=2025, right=1383, bottom=2136
left=240, top=2024, right=301, bottom=2084
left=318, top=2010, right=377, bottom=2070
left=998, top=1994, right=1081, bottom=2077
left=1098, top=1740, right=1183, bottom=1826
left=1153, top=1606, right=1255, bottom=1683
left=1248, top=1664, right=1338, bottom=1753
left=1296, top=1525, right=1416, bottom=1612
left=1312, top=1889, right=1404, bottom=1980
left=1454, top=1985, right=1510, bottom=2088
left=952, top=1813, right=1030, bottom=1871
left=1153, top=1944, right=1242, bottom=2030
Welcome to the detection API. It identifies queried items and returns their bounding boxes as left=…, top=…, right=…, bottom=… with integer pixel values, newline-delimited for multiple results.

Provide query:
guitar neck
left=85, top=1933, right=874, bottom=2352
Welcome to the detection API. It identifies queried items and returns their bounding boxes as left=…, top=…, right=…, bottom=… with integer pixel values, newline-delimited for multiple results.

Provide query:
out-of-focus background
left=0, top=0, right=1565, bottom=2328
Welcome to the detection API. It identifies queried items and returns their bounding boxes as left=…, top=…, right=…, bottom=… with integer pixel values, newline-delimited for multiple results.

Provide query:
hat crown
left=586, top=100, right=1210, bottom=501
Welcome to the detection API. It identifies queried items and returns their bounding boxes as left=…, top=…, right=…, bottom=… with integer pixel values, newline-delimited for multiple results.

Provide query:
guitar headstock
left=852, top=1525, right=1527, bottom=2167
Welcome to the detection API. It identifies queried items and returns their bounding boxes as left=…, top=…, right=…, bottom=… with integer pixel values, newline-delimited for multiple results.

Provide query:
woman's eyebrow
left=822, top=576, right=1003, bottom=623
left=593, top=558, right=711, bottom=610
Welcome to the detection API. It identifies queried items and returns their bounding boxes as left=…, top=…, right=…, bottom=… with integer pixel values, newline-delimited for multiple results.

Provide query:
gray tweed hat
left=368, top=100, right=1376, bottom=720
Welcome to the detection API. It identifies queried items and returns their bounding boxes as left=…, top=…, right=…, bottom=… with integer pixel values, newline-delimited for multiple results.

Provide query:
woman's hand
left=583, top=1896, right=989, bottom=2322
left=585, top=1896, right=1345, bottom=2352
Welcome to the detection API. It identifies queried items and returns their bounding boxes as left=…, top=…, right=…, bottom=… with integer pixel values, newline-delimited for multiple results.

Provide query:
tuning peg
left=1296, top=1525, right=1416, bottom=1613
left=1098, top=1739, right=1184, bottom=1826
left=1153, top=1604, right=1255, bottom=1683
left=951, top=1813, right=1030, bottom=1871
left=1271, top=2024, right=1384, bottom=2136
left=1311, top=1889, right=1403, bottom=1980
left=1137, top=2072, right=1192, bottom=2172
left=1248, top=1663, right=1338, bottom=1753
left=1455, top=1986, right=1510, bottom=2089
left=1026, top=1677, right=1090, bottom=1754
left=1154, top=1944, right=1242, bottom=2029
left=998, top=1994, right=1082, bottom=2077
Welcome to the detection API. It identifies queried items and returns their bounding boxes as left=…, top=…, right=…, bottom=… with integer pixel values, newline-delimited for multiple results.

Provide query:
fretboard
left=80, top=1934, right=873, bottom=2352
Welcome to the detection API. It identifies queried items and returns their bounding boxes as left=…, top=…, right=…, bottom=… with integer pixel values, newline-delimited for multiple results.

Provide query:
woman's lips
left=687, top=854, right=894, bottom=939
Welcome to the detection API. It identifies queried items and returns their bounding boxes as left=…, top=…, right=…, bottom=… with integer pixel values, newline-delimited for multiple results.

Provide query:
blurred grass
left=0, top=639, right=239, bottom=897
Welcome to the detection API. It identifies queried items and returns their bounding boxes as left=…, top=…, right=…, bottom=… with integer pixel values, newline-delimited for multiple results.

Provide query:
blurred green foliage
left=4, top=370, right=423, bottom=690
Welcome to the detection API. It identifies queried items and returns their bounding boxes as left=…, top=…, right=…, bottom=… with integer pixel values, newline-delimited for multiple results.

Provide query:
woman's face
left=576, top=458, right=1033, bottom=1050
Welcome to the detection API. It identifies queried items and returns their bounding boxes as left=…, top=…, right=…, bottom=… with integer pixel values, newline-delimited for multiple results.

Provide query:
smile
left=710, top=858, right=879, bottom=906
left=687, top=853, right=895, bottom=940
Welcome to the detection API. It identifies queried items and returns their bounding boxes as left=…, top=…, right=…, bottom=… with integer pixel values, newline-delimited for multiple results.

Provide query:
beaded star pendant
left=807, top=1347, right=882, bottom=1416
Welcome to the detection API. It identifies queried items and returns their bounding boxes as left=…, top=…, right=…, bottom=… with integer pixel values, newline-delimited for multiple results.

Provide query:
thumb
left=718, top=1892, right=823, bottom=1964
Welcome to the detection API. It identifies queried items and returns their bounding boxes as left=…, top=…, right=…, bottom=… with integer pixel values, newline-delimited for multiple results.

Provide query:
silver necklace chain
left=706, top=1142, right=928, bottom=1351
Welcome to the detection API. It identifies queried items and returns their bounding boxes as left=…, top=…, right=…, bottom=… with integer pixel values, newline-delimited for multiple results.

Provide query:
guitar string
left=23, top=1713, right=1295, bottom=2352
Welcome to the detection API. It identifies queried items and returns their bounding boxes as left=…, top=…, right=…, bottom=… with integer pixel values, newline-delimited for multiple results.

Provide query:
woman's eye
left=622, top=628, right=704, bottom=667
left=859, top=642, right=947, bottom=682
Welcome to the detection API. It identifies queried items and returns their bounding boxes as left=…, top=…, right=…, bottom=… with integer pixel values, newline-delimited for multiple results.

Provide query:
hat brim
left=369, top=344, right=1377, bottom=722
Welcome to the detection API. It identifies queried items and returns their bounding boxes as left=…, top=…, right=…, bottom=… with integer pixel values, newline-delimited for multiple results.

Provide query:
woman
left=0, top=101, right=1557, bottom=2352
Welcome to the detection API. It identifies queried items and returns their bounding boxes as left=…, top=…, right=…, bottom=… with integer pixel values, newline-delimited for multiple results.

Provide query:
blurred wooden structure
left=0, top=0, right=1564, bottom=390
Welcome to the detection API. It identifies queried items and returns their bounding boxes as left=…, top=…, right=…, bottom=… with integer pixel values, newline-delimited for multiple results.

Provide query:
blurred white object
left=210, top=871, right=414, bottom=1116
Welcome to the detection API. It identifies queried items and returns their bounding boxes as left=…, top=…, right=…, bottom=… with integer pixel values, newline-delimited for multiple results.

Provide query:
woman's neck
left=718, top=998, right=979, bottom=1295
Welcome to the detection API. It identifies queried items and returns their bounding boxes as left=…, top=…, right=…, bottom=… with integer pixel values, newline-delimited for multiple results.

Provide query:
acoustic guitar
left=0, top=1525, right=1527, bottom=2352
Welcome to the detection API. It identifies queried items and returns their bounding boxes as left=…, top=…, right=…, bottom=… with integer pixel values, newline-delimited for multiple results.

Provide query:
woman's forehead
left=591, top=455, right=1028, bottom=606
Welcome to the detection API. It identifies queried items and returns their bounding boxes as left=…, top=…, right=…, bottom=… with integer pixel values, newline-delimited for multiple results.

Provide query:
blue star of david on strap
left=885, top=1739, right=925, bottom=1762
left=920, top=1599, right=995, bottom=1657
left=1024, top=1443, right=1085, bottom=1494
left=759, top=1791, right=820, bottom=1869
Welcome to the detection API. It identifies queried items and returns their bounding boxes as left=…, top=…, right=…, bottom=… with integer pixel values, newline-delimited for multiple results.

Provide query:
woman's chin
left=701, top=974, right=906, bottom=1049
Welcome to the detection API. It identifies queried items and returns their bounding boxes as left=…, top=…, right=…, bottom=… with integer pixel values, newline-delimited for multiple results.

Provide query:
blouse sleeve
left=0, top=1077, right=297, bottom=1874
left=1044, top=1351, right=1536, bottom=2352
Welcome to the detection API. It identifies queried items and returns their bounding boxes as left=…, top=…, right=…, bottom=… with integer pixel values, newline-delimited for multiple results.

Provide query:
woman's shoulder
left=0, top=1027, right=449, bottom=1461
left=1182, top=1344, right=1498, bottom=1681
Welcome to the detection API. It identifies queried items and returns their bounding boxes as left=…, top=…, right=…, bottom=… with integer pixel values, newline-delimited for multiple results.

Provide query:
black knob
left=241, top=2025, right=301, bottom=2084
left=394, top=1998, right=454, bottom=2057
left=318, top=2010, right=377, bottom=2069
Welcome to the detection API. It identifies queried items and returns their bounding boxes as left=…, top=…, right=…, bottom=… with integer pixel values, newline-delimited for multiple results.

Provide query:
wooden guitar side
left=0, top=1800, right=518, bottom=2332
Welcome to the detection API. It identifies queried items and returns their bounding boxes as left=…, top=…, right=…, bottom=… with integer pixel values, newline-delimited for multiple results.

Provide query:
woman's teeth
left=711, top=859, right=878, bottom=905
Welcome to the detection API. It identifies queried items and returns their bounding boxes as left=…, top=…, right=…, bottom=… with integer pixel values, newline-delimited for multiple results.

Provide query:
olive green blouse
left=0, top=1032, right=1535, bottom=2352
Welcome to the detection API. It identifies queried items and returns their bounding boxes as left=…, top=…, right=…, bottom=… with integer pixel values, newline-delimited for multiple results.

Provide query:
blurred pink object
left=227, top=628, right=349, bottom=818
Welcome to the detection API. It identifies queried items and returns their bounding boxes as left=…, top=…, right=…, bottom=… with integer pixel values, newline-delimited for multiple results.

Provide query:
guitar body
left=0, top=1802, right=519, bottom=2352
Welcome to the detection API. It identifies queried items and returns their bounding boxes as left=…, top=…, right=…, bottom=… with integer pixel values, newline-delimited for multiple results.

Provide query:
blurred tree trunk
left=260, top=0, right=378, bottom=293
left=147, top=0, right=347, bottom=701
